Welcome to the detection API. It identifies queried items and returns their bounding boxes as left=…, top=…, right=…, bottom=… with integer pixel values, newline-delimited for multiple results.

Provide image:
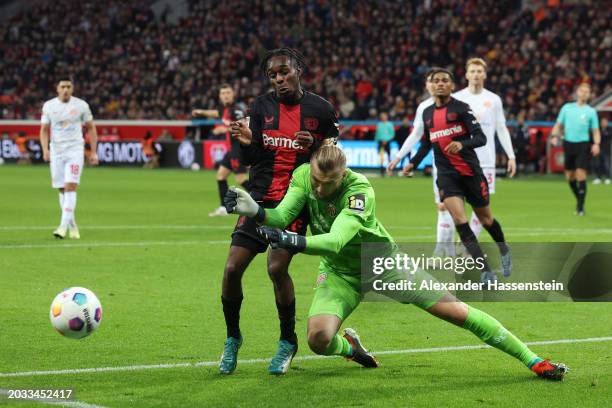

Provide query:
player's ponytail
left=312, top=145, right=346, bottom=175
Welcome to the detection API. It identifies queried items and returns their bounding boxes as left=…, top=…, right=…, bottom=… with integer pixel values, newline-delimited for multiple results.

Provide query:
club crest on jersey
left=447, top=112, right=457, bottom=121
left=327, top=203, right=337, bottom=217
left=304, top=118, right=319, bottom=131
left=264, top=116, right=274, bottom=123
left=348, top=193, right=366, bottom=212
left=316, top=272, right=328, bottom=287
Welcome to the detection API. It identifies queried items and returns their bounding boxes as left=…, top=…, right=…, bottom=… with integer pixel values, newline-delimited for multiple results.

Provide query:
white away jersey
left=453, top=88, right=514, bottom=168
left=41, top=97, right=93, bottom=149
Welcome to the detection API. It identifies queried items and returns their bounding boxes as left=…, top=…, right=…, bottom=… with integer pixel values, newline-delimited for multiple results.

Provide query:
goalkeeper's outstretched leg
left=423, top=293, right=568, bottom=380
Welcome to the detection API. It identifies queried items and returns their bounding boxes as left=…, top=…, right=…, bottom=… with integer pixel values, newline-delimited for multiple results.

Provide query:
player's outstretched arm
left=303, top=210, right=363, bottom=256
left=224, top=187, right=265, bottom=220
left=255, top=210, right=362, bottom=256
left=224, top=181, right=307, bottom=227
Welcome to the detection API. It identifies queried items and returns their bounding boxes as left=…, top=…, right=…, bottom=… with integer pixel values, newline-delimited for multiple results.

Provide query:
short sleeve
left=556, top=105, right=567, bottom=125
left=589, top=108, right=600, bottom=130
left=322, top=102, right=340, bottom=140
left=82, top=102, right=93, bottom=122
left=41, top=103, right=50, bottom=124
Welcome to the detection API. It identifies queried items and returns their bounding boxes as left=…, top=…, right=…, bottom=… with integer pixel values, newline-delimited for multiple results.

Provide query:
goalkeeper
left=224, top=145, right=567, bottom=380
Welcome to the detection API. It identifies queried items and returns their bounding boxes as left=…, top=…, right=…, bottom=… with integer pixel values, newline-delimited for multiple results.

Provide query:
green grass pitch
left=0, top=165, right=611, bottom=407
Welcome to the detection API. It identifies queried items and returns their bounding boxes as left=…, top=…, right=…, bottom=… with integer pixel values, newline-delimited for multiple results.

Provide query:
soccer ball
left=49, top=287, right=102, bottom=339
left=190, top=162, right=200, bottom=171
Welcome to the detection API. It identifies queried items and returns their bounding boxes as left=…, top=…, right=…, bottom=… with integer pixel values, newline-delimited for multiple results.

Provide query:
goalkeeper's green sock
left=463, top=306, right=542, bottom=368
left=323, top=334, right=353, bottom=357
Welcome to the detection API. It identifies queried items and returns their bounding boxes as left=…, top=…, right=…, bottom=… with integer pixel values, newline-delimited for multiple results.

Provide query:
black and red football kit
left=218, top=104, right=248, bottom=173
left=410, top=97, right=489, bottom=207
left=232, top=91, right=339, bottom=252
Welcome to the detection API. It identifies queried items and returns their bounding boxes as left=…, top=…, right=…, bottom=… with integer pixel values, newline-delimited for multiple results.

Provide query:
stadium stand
left=0, top=0, right=609, bottom=122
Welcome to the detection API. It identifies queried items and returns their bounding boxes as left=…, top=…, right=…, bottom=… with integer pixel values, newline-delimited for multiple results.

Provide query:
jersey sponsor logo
left=262, top=133, right=303, bottom=150
left=348, top=193, right=366, bottom=212
left=430, top=125, right=465, bottom=141
left=304, top=117, right=319, bottom=131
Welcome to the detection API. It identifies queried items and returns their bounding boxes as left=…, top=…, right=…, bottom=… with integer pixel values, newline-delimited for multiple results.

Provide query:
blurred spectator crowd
left=0, top=0, right=609, bottom=122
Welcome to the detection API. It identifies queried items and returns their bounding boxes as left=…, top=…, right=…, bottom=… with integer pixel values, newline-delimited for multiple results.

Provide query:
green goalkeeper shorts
left=308, top=268, right=362, bottom=321
left=308, top=264, right=444, bottom=322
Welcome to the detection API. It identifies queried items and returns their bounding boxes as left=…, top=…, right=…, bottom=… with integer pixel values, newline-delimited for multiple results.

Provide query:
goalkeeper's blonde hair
left=312, top=144, right=346, bottom=174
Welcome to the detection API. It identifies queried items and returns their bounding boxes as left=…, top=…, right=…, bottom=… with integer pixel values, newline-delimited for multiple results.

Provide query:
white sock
left=436, top=210, right=455, bottom=255
left=60, top=192, right=77, bottom=229
left=59, top=192, right=64, bottom=210
left=469, top=212, right=482, bottom=239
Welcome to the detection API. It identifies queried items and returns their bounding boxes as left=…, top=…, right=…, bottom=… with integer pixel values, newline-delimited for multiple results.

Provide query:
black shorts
left=564, top=141, right=591, bottom=170
left=219, top=151, right=247, bottom=174
left=231, top=200, right=309, bottom=253
left=437, top=172, right=490, bottom=208
left=378, top=140, right=391, bottom=157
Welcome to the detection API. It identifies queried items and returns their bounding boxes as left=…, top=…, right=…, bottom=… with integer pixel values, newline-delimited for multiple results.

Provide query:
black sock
left=276, top=299, right=297, bottom=344
left=483, top=219, right=509, bottom=256
left=456, top=223, right=491, bottom=272
left=218, top=180, right=229, bottom=206
left=577, top=180, right=586, bottom=211
left=222, top=296, right=243, bottom=339
left=568, top=180, right=579, bottom=199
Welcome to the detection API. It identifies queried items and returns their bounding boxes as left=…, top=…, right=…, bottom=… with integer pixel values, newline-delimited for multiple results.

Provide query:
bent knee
left=307, top=329, right=334, bottom=354
left=267, top=261, right=290, bottom=281
left=477, top=214, right=494, bottom=227
left=224, top=261, right=245, bottom=280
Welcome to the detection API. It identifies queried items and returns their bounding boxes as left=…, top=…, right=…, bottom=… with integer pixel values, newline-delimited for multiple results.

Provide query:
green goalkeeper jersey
left=264, top=164, right=395, bottom=276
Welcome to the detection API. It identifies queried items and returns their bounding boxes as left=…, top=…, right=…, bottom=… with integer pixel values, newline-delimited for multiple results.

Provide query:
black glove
left=256, top=226, right=306, bottom=254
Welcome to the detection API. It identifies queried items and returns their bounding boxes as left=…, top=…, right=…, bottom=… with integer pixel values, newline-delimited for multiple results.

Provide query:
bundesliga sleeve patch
left=348, top=193, right=366, bottom=213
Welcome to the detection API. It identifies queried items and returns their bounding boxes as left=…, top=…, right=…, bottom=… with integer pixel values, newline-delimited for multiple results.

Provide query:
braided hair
left=259, top=47, right=307, bottom=75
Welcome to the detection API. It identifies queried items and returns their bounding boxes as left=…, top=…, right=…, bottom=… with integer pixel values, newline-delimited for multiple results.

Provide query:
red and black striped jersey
left=410, top=97, right=486, bottom=176
left=218, top=104, right=246, bottom=152
left=240, top=91, right=339, bottom=201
